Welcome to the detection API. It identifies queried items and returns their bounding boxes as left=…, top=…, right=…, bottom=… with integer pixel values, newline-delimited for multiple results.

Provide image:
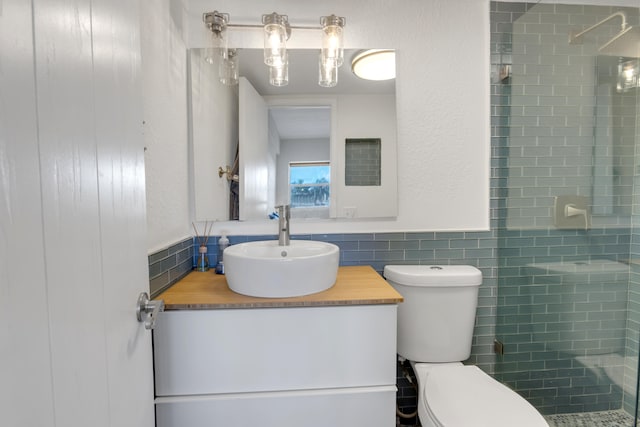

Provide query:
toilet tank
left=384, top=265, right=482, bottom=363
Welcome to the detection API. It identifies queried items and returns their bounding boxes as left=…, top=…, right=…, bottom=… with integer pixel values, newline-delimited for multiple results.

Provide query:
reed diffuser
left=192, top=221, right=213, bottom=272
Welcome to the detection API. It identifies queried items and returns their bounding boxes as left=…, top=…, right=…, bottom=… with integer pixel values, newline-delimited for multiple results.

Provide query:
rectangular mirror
left=190, top=48, right=397, bottom=222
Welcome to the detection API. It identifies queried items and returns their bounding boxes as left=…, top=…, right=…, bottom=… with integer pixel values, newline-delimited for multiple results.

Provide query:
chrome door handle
left=136, top=292, right=164, bottom=330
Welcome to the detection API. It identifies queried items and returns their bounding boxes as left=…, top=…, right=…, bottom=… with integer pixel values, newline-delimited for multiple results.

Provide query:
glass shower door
left=491, top=2, right=640, bottom=425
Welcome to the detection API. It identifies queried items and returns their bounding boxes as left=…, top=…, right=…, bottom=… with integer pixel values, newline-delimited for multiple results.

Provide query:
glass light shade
left=203, top=47, right=217, bottom=65
left=320, top=15, right=345, bottom=67
left=263, top=13, right=289, bottom=67
left=319, top=55, right=338, bottom=87
left=351, top=49, right=396, bottom=81
left=219, top=49, right=239, bottom=86
left=214, top=30, right=228, bottom=60
left=617, top=59, right=640, bottom=93
left=203, top=11, right=229, bottom=60
left=269, top=62, right=289, bottom=87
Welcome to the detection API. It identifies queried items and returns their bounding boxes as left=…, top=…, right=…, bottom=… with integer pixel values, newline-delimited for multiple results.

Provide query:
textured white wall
left=142, top=0, right=192, bottom=252
left=144, top=0, right=491, bottom=246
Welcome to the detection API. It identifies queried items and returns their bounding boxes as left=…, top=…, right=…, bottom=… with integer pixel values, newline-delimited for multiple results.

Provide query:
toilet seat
left=418, top=364, right=548, bottom=427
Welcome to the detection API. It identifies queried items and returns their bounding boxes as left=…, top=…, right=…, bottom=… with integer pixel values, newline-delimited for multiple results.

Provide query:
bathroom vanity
left=153, top=265, right=403, bottom=427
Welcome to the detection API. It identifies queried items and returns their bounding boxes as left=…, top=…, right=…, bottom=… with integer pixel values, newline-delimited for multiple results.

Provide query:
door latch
left=136, top=292, right=164, bottom=330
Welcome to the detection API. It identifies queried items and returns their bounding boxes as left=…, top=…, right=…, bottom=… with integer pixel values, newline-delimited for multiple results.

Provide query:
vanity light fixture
left=269, top=58, right=289, bottom=86
left=203, top=10, right=346, bottom=88
left=320, top=15, right=346, bottom=68
left=219, top=48, right=239, bottom=86
left=319, top=52, right=338, bottom=87
left=351, top=49, right=396, bottom=81
left=262, top=13, right=290, bottom=67
left=617, top=58, right=640, bottom=93
left=262, top=13, right=291, bottom=86
left=203, top=11, right=229, bottom=59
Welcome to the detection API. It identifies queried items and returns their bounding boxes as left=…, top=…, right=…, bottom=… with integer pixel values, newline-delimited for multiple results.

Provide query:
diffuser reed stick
left=193, top=221, right=213, bottom=271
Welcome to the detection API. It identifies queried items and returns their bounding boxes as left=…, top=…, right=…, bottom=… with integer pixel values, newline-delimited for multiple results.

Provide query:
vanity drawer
left=155, top=385, right=397, bottom=427
left=153, top=304, right=397, bottom=396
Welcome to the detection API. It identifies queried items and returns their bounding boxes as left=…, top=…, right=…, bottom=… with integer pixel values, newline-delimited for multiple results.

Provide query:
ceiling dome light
left=351, top=49, right=395, bottom=81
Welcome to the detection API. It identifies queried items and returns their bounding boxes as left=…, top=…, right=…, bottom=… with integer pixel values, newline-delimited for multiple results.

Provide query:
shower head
left=569, top=11, right=640, bottom=58
left=599, top=25, right=640, bottom=58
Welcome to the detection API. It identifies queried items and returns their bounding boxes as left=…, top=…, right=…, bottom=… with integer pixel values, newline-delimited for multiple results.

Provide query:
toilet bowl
left=412, top=362, right=547, bottom=427
left=384, top=265, right=548, bottom=427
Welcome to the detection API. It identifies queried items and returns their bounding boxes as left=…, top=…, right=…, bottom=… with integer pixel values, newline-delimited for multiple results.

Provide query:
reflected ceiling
left=238, top=48, right=395, bottom=96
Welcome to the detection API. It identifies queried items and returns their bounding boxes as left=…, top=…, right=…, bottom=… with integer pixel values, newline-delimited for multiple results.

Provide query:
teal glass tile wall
left=492, top=1, right=639, bottom=417
left=148, top=237, right=193, bottom=297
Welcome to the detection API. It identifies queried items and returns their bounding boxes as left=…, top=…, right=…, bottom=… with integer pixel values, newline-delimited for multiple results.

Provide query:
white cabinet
left=153, top=304, right=397, bottom=427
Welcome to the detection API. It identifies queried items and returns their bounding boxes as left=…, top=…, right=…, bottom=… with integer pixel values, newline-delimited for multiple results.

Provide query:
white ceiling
left=269, top=106, right=331, bottom=140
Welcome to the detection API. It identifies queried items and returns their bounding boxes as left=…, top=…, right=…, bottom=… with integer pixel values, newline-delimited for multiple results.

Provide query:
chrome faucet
left=276, top=204, right=290, bottom=246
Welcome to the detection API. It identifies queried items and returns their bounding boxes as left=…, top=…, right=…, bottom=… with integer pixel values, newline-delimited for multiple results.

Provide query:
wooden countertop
left=157, top=265, right=403, bottom=310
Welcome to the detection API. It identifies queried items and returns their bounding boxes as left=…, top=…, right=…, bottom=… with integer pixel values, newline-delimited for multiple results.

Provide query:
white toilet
left=384, top=265, right=548, bottom=427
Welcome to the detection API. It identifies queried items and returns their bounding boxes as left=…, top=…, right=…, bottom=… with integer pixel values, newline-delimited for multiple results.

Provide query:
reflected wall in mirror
left=190, top=48, right=397, bottom=222
left=592, top=55, right=635, bottom=216
left=272, top=105, right=332, bottom=219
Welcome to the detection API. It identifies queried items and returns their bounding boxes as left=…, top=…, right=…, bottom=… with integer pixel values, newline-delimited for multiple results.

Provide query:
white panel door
left=239, top=77, right=270, bottom=221
left=91, top=0, right=155, bottom=425
left=0, top=1, right=56, bottom=425
left=0, top=0, right=154, bottom=426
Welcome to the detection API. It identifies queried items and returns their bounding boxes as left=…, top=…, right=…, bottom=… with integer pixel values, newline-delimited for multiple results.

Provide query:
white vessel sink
left=224, top=240, right=340, bottom=298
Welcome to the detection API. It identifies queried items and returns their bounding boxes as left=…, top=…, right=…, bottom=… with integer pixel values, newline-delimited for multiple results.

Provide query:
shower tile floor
left=545, top=410, right=634, bottom=427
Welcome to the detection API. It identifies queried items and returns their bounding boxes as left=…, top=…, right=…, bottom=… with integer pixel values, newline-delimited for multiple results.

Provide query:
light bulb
left=263, top=13, right=289, bottom=67
left=320, top=15, right=345, bottom=68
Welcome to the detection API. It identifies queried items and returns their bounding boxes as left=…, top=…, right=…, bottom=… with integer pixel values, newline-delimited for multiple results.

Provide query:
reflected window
left=289, top=162, right=330, bottom=208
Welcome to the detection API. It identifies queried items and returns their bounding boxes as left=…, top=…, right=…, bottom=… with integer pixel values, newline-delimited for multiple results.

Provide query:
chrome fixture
left=320, top=15, right=346, bottom=67
left=569, top=11, right=640, bottom=58
left=564, top=204, right=590, bottom=231
left=318, top=14, right=346, bottom=86
left=553, top=195, right=590, bottom=231
left=351, top=49, right=396, bottom=81
left=203, top=11, right=237, bottom=85
left=262, top=12, right=290, bottom=67
left=203, top=10, right=346, bottom=87
left=203, top=11, right=229, bottom=57
left=136, top=292, right=164, bottom=330
left=275, top=204, right=290, bottom=246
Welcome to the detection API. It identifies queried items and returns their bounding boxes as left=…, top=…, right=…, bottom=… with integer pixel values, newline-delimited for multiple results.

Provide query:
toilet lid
left=423, top=365, right=548, bottom=427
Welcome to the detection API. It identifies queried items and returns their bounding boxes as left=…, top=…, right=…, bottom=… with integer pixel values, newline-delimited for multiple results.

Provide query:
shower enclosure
left=492, top=1, right=640, bottom=425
